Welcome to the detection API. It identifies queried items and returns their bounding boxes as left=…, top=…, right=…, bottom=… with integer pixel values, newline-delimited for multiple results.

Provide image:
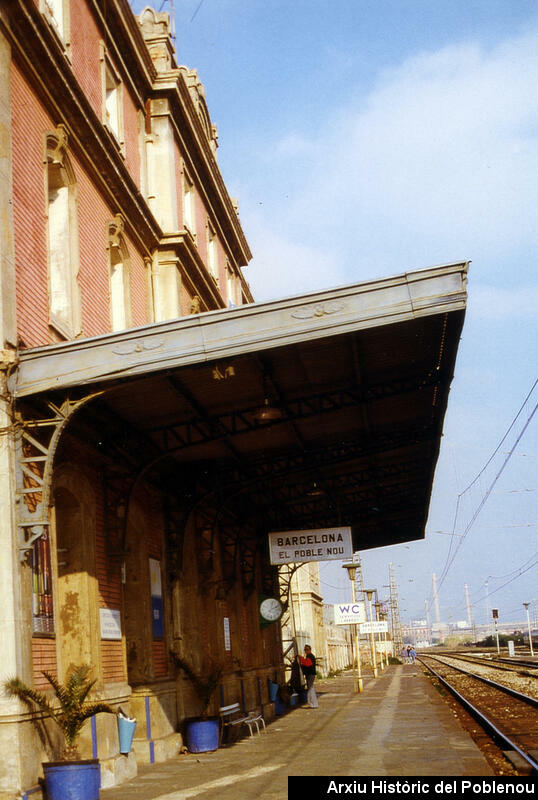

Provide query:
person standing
left=299, top=645, right=318, bottom=708
left=401, top=645, right=408, bottom=663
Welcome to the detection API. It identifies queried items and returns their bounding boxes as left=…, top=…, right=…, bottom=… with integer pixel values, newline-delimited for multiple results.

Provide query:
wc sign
left=333, top=602, right=366, bottom=625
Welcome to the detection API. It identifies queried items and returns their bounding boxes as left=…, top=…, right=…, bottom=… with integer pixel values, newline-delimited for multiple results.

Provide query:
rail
left=418, top=655, right=538, bottom=775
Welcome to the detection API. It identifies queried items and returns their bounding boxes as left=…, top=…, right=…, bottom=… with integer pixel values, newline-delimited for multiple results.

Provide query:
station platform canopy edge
left=13, top=261, right=468, bottom=553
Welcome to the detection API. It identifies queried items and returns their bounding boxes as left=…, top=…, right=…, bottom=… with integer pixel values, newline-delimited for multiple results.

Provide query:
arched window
left=45, top=126, right=81, bottom=339
left=108, top=214, right=132, bottom=331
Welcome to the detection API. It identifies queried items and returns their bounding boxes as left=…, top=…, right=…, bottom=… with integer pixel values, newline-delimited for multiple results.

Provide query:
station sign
left=360, top=620, right=389, bottom=634
left=333, top=602, right=366, bottom=625
left=376, top=641, right=393, bottom=654
left=268, top=526, right=353, bottom=565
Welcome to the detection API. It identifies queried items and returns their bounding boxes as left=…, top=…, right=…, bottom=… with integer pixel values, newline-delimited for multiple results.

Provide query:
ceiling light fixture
left=253, top=397, right=282, bottom=422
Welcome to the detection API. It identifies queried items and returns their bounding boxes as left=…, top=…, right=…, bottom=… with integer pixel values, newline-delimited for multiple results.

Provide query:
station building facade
left=1, top=1, right=469, bottom=797
left=0, top=1, right=284, bottom=795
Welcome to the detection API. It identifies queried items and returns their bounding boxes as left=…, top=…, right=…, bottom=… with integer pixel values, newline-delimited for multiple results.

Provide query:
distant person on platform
left=299, top=645, right=318, bottom=708
left=409, top=646, right=417, bottom=664
left=401, top=645, right=408, bottom=663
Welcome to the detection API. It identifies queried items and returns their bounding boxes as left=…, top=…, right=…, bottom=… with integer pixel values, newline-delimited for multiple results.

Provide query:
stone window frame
left=44, top=125, right=82, bottom=341
left=40, top=0, right=71, bottom=54
left=100, top=43, right=125, bottom=153
left=182, top=167, right=195, bottom=238
left=206, top=217, right=218, bottom=283
left=226, top=261, right=237, bottom=308
left=138, top=108, right=150, bottom=199
left=107, top=214, right=133, bottom=332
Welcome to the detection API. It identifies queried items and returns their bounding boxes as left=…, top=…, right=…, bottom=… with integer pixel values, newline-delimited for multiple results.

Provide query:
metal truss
left=15, top=394, right=102, bottom=560
left=146, top=372, right=442, bottom=453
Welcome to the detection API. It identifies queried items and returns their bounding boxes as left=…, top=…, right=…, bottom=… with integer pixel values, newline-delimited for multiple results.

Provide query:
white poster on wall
left=100, top=607, right=122, bottom=640
left=223, top=617, right=231, bottom=651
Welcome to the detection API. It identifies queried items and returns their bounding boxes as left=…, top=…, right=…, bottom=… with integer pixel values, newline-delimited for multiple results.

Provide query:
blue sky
left=132, top=1, right=537, bottom=628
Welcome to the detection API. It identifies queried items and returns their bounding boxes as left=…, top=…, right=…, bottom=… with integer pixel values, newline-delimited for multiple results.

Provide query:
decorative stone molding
left=47, top=123, right=69, bottom=164
left=108, top=213, right=125, bottom=249
left=180, top=67, right=219, bottom=154
left=138, top=7, right=176, bottom=73
left=291, top=301, right=346, bottom=320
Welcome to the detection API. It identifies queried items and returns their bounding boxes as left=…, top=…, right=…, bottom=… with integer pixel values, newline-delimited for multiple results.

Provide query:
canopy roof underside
left=14, top=262, right=468, bottom=552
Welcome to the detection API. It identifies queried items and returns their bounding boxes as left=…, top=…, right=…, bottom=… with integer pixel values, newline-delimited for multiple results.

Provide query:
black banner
left=288, top=777, right=537, bottom=799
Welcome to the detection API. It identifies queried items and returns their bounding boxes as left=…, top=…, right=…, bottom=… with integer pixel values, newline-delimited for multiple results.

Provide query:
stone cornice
left=158, top=232, right=226, bottom=312
left=90, top=0, right=157, bottom=102
left=152, top=70, right=253, bottom=269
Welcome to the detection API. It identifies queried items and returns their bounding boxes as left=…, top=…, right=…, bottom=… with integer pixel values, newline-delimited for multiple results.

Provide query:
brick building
left=1, top=1, right=468, bottom=797
left=1, top=1, right=266, bottom=794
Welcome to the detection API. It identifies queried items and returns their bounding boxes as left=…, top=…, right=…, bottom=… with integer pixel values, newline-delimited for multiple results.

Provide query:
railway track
left=431, top=651, right=537, bottom=678
left=418, top=654, right=538, bottom=775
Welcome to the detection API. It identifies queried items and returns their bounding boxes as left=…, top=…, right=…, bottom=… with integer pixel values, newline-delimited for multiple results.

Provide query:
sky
left=132, top=0, right=537, bottom=630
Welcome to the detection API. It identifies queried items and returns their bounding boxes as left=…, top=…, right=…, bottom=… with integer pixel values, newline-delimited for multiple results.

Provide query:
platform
left=102, top=664, right=493, bottom=800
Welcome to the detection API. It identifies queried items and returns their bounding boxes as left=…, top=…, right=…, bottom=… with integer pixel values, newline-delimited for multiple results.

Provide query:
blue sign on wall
left=149, top=558, right=163, bottom=639
left=151, top=595, right=164, bottom=638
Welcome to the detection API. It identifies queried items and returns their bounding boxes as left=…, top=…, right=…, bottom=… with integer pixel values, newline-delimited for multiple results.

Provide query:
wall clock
left=259, top=596, right=283, bottom=624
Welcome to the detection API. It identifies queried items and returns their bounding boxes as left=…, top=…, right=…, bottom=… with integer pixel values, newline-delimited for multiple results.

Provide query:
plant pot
left=43, top=759, right=100, bottom=800
left=185, top=718, right=219, bottom=753
left=117, top=715, right=137, bottom=754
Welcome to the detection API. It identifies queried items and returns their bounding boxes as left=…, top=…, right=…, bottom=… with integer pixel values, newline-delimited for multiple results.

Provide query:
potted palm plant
left=4, top=664, right=116, bottom=800
left=170, top=653, right=222, bottom=753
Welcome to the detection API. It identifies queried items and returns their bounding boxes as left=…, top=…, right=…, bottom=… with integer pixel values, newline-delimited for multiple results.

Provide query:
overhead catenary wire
left=469, top=554, right=538, bottom=607
left=434, top=378, right=538, bottom=598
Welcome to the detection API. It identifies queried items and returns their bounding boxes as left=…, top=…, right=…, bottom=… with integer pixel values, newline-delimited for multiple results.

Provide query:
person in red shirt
left=299, top=644, right=318, bottom=708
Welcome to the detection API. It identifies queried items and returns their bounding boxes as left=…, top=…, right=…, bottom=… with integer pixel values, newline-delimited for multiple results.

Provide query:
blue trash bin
left=118, top=715, right=137, bottom=754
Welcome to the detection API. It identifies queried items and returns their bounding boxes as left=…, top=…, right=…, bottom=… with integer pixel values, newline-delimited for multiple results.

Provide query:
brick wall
left=12, top=11, right=150, bottom=348
left=69, top=0, right=102, bottom=118
left=101, top=641, right=126, bottom=683
left=95, top=477, right=126, bottom=682
left=76, top=170, right=150, bottom=337
left=152, top=640, right=167, bottom=678
left=70, top=0, right=142, bottom=187
left=11, top=60, right=52, bottom=347
left=32, top=638, right=57, bottom=690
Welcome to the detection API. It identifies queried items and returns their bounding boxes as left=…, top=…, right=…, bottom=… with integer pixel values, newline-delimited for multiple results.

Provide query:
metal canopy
left=13, top=262, right=468, bottom=554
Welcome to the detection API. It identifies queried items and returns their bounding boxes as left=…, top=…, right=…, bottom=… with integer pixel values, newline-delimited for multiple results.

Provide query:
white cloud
left=246, top=26, right=538, bottom=299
